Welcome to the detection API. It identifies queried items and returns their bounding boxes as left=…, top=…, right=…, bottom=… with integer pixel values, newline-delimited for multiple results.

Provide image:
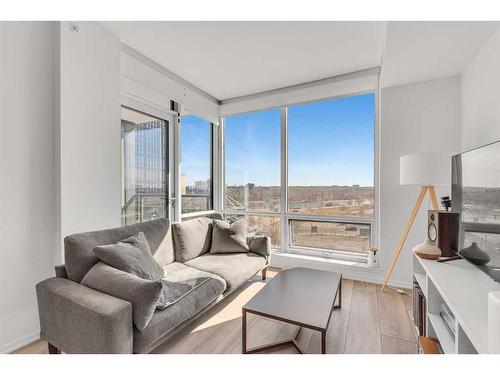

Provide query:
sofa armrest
left=247, top=235, right=271, bottom=260
left=54, top=264, right=68, bottom=278
left=36, top=277, right=133, bottom=353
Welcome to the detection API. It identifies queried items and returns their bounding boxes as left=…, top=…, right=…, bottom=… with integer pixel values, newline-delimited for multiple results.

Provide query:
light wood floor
left=14, top=268, right=417, bottom=354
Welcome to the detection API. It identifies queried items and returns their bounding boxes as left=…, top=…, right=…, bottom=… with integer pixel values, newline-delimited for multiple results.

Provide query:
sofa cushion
left=157, top=262, right=226, bottom=309
left=210, top=219, right=249, bottom=254
left=81, top=262, right=162, bottom=332
left=94, top=232, right=164, bottom=281
left=133, top=262, right=226, bottom=353
left=171, top=217, right=213, bottom=263
left=185, top=252, right=266, bottom=293
left=151, top=224, right=175, bottom=269
left=64, top=218, right=174, bottom=283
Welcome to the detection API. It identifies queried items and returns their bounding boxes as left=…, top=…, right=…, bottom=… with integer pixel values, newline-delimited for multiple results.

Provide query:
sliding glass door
left=121, top=106, right=172, bottom=225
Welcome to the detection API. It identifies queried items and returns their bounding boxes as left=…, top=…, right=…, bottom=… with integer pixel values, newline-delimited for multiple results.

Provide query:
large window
left=180, top=115, right=213, bottom=214
left=222, top=92, right=376, bottom=258
left=121, top=106, right=168, bottom=225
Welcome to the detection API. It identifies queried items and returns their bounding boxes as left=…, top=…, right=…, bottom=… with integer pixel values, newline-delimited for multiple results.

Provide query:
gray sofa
left=36, top=213, right=270, bottom=354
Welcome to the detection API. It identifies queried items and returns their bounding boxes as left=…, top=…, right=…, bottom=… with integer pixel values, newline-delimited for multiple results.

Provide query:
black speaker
left=427, top=210, right=459, bottom=257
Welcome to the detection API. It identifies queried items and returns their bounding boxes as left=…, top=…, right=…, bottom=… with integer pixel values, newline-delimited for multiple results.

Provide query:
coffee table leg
left=338, top=277, right=342, bottom=309
left=321, top=330, right=326, bottom=354
left=334, top=277, right=342, bottom=309
left=242, top=309, right=247, bottom=354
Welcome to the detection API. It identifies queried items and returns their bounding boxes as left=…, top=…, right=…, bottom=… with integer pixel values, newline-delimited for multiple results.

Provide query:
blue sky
left=225, top=93, right=375, bottom=187
left=181, top=115, right=212, bottom=185
left=182, top=93, right=375, bottom=187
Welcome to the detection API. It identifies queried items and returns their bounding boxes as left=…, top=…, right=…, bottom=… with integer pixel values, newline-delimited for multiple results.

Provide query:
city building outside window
left=180, top=115, right=213, bottom=214
left=121, top=106, right=168, bottom=225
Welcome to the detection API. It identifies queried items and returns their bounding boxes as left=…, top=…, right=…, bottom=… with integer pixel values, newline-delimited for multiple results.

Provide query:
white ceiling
left=101, top=21, right=499, bottom=101
left=101, top=21, right=386, bottom=100
left=381, top=22, right=499, bottom=88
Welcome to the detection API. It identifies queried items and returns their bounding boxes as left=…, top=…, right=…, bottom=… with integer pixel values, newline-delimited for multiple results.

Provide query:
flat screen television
left=452, top=140, right=500, bottom=282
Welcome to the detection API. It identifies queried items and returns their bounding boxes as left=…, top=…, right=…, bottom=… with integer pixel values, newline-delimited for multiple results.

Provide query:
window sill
left=270, top=250, right=381, bottom=271
left=181, top=210, right=218, bottom=219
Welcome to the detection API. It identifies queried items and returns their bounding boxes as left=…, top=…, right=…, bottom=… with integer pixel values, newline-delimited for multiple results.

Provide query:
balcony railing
left=122, top=193, right=214, bottom=221
left=181, top=194, right=212, bottom=214
left=122, top=193, right=166, bottom=225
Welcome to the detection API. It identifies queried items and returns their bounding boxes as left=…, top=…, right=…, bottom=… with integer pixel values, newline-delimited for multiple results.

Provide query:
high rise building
left=181, top=173, right=187, bottom=195
left=194, top=179, right=208, bottom=193
left=121, top=116, right=167, bottom=224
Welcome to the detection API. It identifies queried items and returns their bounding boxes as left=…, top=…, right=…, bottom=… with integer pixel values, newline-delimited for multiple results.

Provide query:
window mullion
left=219, top=117, right=225, bottom=212
left=173, top=115, right=182, bottom=221
left=280, top=107, right=288, bottom=253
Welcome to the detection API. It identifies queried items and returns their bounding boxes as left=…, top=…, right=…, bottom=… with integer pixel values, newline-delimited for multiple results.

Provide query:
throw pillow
left=171, top=217, right=213, bottom=262
left=210, top=219, right=249, bottom=254
left=247, top=235, right=271, bottom=258
left=81, top=262, right=162, bottom=331
left=93, top=232, right=164, bottom=281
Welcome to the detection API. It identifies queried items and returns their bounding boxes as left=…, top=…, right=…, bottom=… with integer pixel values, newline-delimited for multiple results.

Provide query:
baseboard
left=1, top=331, right=40, bottom=354
left=271, top=252, right=413, bottom=289
left=379, top=278, right=413, bottom=289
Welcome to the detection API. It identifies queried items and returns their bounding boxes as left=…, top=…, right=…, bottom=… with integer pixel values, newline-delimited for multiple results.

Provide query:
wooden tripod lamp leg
left=428, top=185, right=439, bottom=211
left=381, top=185, right=428, bottom=292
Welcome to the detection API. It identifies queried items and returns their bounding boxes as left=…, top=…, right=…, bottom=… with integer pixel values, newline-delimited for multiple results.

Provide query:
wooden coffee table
left=242, top=267, right=342, bottom=354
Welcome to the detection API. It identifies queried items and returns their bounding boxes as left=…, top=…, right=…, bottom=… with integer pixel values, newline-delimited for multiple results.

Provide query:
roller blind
left=220, top=67, right=380, bottom=116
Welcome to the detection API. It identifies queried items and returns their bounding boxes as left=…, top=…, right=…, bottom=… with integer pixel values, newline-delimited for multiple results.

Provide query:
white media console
left=413, top=253, right=500, bottom=353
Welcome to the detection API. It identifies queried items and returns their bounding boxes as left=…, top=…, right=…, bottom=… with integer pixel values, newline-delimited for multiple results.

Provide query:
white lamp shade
left=400, top=151, right=452, bottom=186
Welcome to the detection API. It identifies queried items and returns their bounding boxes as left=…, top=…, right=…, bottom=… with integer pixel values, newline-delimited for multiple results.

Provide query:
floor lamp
left=381, top=151, right=451, bottom=292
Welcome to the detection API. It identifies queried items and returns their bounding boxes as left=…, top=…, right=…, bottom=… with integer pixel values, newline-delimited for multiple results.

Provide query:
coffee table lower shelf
left=242, top=301, right=341, bottom=354
left=242, top=322, right=306, bottom=354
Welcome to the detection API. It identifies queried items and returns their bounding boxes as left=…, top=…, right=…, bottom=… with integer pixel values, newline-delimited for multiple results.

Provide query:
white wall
left=380, top=76, right=461, bottom=286
left=461, top=26, right=500, bottom=151
left=0, top=22, right=56, bottom=353
left=56, top=22, right=122, bottom=261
